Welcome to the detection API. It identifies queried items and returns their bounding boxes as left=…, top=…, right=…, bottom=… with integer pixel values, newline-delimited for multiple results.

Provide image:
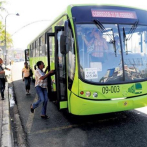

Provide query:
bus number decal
left=102, top=86, right=120, bottom=94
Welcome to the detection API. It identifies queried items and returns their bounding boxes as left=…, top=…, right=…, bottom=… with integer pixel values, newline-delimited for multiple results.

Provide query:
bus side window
left=41, top=34, right=46, bottom=56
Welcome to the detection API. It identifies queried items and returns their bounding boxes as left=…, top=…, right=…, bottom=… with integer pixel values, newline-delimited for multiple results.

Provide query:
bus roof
left=27, top=4, right=147, bottom=47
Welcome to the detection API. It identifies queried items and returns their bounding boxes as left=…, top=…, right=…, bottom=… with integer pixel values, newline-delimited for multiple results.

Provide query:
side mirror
left=60, top=21, right=69, bottom=54
left=60, top=33, right=66, bottom=54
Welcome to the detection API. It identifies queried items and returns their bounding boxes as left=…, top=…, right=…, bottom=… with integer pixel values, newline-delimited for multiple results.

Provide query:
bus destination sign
left=91, top=9, right=137, bottom=19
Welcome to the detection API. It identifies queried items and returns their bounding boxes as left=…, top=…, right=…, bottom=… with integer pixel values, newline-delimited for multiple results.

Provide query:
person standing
left=0, top=58, right=10, bottom=100
left=22, top=62, right=32, bottom=95
left=30, top=61, right=55, bottom=119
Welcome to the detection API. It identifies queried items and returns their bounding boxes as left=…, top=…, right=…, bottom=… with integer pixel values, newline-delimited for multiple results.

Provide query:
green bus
left=25, top=4, right=147, bottom=115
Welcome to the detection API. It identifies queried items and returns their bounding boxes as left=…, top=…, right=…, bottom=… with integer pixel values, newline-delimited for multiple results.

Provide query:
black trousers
left=0, top=78, right=5, bottom=98
left=24, top=77, right=31, bottom=91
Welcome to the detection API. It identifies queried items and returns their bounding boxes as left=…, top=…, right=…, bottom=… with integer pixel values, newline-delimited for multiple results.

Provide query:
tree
left=0, top=1, right=13, bottom=49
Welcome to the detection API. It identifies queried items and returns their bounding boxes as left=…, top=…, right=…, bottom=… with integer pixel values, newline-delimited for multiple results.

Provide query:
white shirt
left=35, top=68, right=47, bottom=88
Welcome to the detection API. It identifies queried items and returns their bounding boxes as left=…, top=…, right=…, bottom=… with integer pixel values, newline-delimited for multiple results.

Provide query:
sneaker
left=26, top=92, right=28, bottom=95
left=1, top=98, right=4, bottom=100
left=41, top=115, right=49, bottom=119
left=28, top=92, right=31, bottom=95
left=30, top=104, right=34, bottom=113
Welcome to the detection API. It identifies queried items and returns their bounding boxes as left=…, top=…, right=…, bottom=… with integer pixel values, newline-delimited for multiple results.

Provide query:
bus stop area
left=1, top=61, right=146, bottom=147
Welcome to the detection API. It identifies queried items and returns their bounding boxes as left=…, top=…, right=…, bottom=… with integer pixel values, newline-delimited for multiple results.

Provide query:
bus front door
left=55, top=26, right=67, bottom=109
left=46, top=26, right=67, bottom=110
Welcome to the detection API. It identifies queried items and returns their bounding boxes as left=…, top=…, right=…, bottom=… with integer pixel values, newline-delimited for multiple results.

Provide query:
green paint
left=60, top=101, right=68, bottom=109
left=26, top=5, right=147, bottom=115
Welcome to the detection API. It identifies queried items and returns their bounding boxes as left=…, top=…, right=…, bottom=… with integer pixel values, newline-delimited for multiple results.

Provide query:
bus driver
left=82, top=29, right=108, bottom=62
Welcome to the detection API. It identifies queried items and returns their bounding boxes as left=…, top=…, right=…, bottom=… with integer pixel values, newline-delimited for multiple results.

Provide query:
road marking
left=29, top=116, right=127, bottom=135
left=26, top=95, right=38, bottom=133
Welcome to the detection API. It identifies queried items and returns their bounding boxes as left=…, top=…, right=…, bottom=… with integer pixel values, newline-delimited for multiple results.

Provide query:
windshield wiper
left=123, top=20, right=139, bottom=55
left=93, top=19, right=113, bottom=41
left=93, top=19, right=117, bottom=56
left=123, top=27, right=128, bottom=55
left=126, top=21, right=139, bottom=41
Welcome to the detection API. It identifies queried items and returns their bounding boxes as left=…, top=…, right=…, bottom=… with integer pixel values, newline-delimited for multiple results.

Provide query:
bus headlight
left=93, top=92, right=98, bottom=98
left=86, top=91, right=91, bottom=97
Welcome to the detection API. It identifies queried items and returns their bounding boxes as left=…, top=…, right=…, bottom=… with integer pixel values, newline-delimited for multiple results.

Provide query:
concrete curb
left=10, top=78, right=27, bottom=146
left=1, top=82, right=13, bottom=147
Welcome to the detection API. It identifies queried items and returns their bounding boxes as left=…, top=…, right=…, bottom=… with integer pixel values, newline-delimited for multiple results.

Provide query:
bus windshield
left=76, top=24, right=147, bottom=84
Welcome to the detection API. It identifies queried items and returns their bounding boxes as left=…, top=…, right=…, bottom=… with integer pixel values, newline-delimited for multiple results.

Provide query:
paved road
left=12, top=62, right=147, bottom=147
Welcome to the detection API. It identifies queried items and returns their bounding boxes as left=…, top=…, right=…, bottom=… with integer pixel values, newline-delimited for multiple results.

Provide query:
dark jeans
left=24, top=77, right=31, bottom=91
left=32, top=86, right=48, bottom=115
left=0, top=78, right=5, bottom=98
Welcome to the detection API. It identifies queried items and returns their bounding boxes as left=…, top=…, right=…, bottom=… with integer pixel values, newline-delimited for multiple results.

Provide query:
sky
left=1, top=0, right=147, bottom=50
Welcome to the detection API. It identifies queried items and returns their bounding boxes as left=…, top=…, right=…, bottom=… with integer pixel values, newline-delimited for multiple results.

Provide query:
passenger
left=22, top=62, right=32, bottom=95
left=82, top=29, right=108, bottom=62
left=30, top=61, right=55, bottom=119
left=0, top=58, right=10, bottom=100
left=82, top=29, right=95, bottom=52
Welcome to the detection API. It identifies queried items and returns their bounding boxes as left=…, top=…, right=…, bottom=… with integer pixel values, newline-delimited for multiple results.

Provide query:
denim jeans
left=0, top=78, right=5, bottom=98
left=24, top=77, right=31, bottom=91
left=32, top=86, right=48, bottom=115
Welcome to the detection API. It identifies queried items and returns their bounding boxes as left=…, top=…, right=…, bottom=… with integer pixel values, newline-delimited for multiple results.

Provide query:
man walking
left=0, top=58, right=10, bottom=100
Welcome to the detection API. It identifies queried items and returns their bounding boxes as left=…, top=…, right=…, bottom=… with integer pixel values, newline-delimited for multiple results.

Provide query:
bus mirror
left=24, top=49, right=29, bottom=61
left=60, top=21, right=69, bottom=54
left=64, top=20, right=68, bottom=36
left=60, top=33, right=66, bottom=54
left=64, top=21, right=69, bottom=54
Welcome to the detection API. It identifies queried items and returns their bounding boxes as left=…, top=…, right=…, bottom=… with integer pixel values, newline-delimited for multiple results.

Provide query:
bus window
left=40, top=35, right=46, bottom=56
left=32, top=42, right=36, bottom=57
left=30, top=45, right=32, bottom=57
left=120, top=25, right=147, bottom=81
left=76, top=24, right=123, bottom=83
left=39, top=37, right=41, bottom=56
left=36, top=40, right=39, bottom=57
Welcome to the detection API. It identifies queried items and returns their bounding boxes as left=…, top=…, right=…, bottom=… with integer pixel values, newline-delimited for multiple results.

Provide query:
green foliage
left=0, top=1, right=13, bottom=49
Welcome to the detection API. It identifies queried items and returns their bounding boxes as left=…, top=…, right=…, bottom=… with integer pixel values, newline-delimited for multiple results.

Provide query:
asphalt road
left=11, top=62, right=147, bottom=147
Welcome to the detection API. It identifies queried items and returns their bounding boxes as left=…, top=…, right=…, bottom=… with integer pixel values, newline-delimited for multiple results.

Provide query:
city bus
left=25, top=4, right=147, bottom=115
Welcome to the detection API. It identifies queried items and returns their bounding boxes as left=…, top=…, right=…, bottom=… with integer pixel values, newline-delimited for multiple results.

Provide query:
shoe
left=26, top=92, right=28, bottom=95
left=1, top=98, right=4, bottom=100
left=41, top=115, right=49, bottom=119
left=28, top=92, right=31, bottom=95
left=30, top=104, right=34, bottom=113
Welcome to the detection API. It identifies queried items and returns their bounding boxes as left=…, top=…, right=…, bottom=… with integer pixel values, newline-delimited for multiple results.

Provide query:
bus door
left=46, top=32, right=56, bottom=101
left=55, top=26, right=67, bottom=109
left=46, top=26, right=67, bottom=109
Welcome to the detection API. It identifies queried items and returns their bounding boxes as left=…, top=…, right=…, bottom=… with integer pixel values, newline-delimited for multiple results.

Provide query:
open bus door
left=46, top=26, right=67, bottom=109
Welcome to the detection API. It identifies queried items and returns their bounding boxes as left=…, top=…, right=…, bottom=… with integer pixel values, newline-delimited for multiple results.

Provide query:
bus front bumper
left=70, top=93, right=147, bottom=115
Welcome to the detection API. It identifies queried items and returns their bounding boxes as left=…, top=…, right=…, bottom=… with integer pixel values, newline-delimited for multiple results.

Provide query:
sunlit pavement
left=11, top=62, right=147, bottom=147
left=0, top=82, right=13, bottom=147
left=135, top=107, right=147, bottom=115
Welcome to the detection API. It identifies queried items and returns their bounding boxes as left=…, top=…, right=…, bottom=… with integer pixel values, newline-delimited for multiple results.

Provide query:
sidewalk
left=0, top=82, right=13, bottom=147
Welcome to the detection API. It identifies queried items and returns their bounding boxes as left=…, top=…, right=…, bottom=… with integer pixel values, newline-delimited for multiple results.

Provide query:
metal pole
left=4, top=14, right=8, bottom=65
left=4, top=13, right=19, bottom=65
